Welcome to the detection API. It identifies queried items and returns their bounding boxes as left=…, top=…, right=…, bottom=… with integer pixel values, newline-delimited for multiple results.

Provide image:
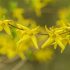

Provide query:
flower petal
left=17, top=24, right=29, bottom=30
left=31, top=35, right=38, bottom=49
left=56, top=38, right=65, bottom=53
left=42, top=37, right=53, bottom=48
left=4, top=24, right=12, bottom=36
left=17, top=35, right=30, bottom=46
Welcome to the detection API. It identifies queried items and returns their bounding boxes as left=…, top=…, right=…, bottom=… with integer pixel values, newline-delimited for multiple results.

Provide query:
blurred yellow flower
left=16, top=41, right=29, bottom=60
left=0, top=7, right=7, bottom=19
left=12, top=8, right=24, bottom=19
left=58, top=8, right=70, bottom=20
left=34, top=49, right=53, bottom=62
left=0, top=34, right=17, bottom=59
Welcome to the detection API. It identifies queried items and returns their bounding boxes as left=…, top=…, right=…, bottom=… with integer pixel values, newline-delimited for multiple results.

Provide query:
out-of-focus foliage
left=25, top=0, right=53, bottom=16
left=0, top=0, right=70, bottom=64
left=0, top=7, right=7, bottom=19
left=58, top=7, right=70, bottom=22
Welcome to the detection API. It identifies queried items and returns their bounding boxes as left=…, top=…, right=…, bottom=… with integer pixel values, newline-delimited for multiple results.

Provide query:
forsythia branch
left=0, top=19, right=70, bottom=60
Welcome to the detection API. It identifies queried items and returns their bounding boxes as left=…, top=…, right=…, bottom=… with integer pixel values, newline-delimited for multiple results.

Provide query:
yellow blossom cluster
left=0, top=19, right=70, bottom=61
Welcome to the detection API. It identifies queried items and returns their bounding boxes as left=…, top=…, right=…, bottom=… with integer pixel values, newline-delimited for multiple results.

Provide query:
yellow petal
left=17, top=24, right=29, bottom=30
left=53, top=42, right=57, bottom=49
left=4, top=24, right=12, bottom=36
left=42, top=37, right=53, bottom=48
left=56, top=39, right=65, bottom=53
left=17, top=35, right=30, bottom=46
left=45, top=25, right=51, bottom=35
left=31, top=35, right=38, bottom=49
left=30, top=26, right=39, bottom=34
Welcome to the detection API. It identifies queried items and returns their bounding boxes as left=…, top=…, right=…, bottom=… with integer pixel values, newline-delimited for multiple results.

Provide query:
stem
left=9, top=24, right=24, bottom=30
left=9, top=23, right=49, bottom=35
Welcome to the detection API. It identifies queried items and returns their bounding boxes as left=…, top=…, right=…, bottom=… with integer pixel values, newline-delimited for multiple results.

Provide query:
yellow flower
left=17, top=24, right=40, bottom=49
left=32, top=0, right=43, bottom=16
left=56, top=20, right=70, bottom=29
left=12, top=8, right=24, bottom=19
left=0, top=20, right=14, bottom=36
left=42, top=25, right=66, bottom=53
left=34, top=49, right=53, bottom=62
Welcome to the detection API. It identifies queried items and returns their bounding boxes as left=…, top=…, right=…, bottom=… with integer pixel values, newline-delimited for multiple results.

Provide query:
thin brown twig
left=9, top=24, right=24, bottom=30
